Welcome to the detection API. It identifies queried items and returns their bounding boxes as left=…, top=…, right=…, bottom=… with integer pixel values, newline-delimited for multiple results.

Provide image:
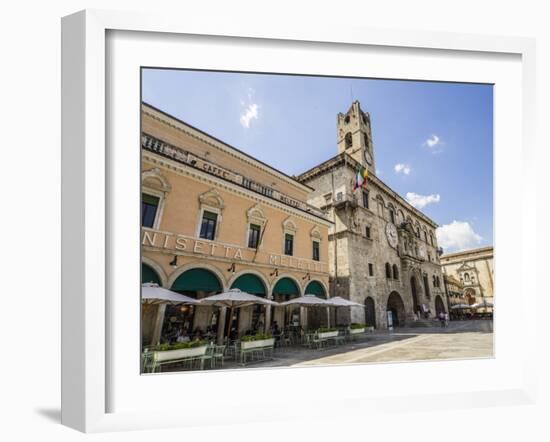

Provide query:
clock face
left=385, top=223, right=398, bottom=248
left=364, top=150, right=373, bottom=165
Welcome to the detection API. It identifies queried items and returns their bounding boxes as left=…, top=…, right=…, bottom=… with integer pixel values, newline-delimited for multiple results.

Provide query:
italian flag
left=353, top=166, right=368, bottom=190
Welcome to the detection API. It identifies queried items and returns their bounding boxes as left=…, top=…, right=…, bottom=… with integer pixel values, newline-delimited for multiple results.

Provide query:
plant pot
left=349, top=327, right=365, bottom=334
left=153, top=345, right=207, bottom=362
left=241, top=338, right=275, bottom=350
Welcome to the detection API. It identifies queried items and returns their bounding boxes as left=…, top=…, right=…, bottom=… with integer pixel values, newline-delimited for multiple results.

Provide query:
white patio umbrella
left=141, top=282, right=199, bottom=305
left=471, top=300, right=494, bottom=309
left=450, top=303, right=473, bottom=310
left=280, top=294, right=332, bottom=307
left=280, top=295, right=333, bottom=330
left=325, top=296, right=363, bottom=307
left=199, top=289, right=278, bottom=340
left=325, top=296, right=364, bottom=327
left=199, top=288, right=278, bottom=308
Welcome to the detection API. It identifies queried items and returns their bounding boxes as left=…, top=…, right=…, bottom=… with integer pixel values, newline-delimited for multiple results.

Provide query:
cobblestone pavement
left=161, top=320, right=493, bottom=373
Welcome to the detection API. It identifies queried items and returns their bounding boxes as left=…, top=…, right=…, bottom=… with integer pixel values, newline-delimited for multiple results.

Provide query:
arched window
left=345, top=132, right=353, bottom=149
left=433, top=275, right=436, bottom=287
left=424, top=231, right=428, bottom=242
left=464, top=273, right=470, bottom=282
left=429, top=233, right=434, bottom=246
left=385, top=263, right=392, bottom=279
left=392, top=264, right=399, bottom=280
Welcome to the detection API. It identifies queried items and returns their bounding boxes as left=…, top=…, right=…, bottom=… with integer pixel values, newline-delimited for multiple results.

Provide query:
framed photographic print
left=61, top=9, right=537, bottom=433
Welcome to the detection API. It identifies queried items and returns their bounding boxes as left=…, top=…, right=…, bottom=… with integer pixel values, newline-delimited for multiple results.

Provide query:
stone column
left=217, top=307, right=227, bottom=345
left=300, top=306, right=307, bottom=329
left=265, top=305, right=272, bottom=333
left=151, top=304, right=167, bottom=346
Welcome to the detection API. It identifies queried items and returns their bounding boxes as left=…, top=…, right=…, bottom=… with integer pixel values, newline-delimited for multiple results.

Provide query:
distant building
left=440, top=246, right=494, bottom=307
left=298, top=101, right=447, bottom=328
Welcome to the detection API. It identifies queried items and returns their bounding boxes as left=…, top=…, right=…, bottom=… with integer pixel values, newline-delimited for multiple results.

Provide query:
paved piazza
left=162, top=320, right=493, bottom=373
left=293, top=321, right=493, bottom=367
left=261, top=320, right=491, bottom=369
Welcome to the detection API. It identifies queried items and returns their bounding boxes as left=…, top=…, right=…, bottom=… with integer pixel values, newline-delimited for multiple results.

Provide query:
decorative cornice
left=142, top=151, right=333, bottom=227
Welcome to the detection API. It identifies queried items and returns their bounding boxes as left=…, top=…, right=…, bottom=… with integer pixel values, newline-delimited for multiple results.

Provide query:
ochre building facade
left=141, top=104, right=332, bottom=345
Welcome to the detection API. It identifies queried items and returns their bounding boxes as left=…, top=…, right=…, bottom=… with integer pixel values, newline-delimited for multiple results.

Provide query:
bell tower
left=337, top=101, right=375, bottom=175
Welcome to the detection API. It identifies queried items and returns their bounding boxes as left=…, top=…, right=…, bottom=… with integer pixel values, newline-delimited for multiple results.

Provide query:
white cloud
left=239, top=103, right=259, bottom=128
left=436, top=220, right=483, bottom=252
left=424, top=134, right=444, bottom=153
left=394, top=163, right=411, bottom=175
left=405, top=192, right=441, bottom=209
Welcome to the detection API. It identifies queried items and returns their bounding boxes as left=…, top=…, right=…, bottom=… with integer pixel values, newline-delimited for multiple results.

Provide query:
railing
left=242, top=177, right=273, bottom=197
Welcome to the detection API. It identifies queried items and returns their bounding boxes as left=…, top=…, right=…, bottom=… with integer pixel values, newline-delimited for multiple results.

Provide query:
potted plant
left=240, top=333, right=275, bottom=350
left=151, top=340, right=209, bottom=363
left=349, top=323, right=366, bottom=334
left=317, top=327, right=339, bottom=338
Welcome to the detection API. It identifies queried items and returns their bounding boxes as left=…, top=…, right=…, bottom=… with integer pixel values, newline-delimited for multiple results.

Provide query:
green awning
left=142, top=263, right=161, bottom=285
left=171, top=268, right=222, bottom=293
left=305, top=281, right=326, bottom=298
left=273, top=277, right=299, bottom=296
left=230, top=274, right=266, bottom=296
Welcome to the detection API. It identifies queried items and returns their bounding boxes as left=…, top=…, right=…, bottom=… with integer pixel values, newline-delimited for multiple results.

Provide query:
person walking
left=438, top=312, right=445, bottom=328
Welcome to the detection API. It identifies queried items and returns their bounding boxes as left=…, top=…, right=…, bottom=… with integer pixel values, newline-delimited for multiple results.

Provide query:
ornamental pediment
left=198, top=188, right=225, bottom=210
left=282, top=216, right=297, bottom=232
left=246, top=203, right=267, bottom=225
left=457, top=262, right=475, bottom=272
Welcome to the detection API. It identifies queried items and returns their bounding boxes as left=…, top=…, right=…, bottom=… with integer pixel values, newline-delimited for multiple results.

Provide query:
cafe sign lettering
left=142, top=228, right=326, bottom=272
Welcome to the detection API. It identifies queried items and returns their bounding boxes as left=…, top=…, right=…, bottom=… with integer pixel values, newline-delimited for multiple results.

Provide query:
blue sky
left=142, top=69, right=493, bottom=253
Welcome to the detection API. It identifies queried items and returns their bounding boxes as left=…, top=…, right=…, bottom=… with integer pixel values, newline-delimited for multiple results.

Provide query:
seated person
left=192, top=328, right=204, bottom=341
left=175, top=327, right=190, bottom=343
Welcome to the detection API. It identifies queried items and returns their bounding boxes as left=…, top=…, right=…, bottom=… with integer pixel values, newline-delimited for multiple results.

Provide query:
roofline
left=142, top=102, right=315, bottom=192
left=441, top=245, right=494, bottom=259
left=298, top=152, right=439, bottom=228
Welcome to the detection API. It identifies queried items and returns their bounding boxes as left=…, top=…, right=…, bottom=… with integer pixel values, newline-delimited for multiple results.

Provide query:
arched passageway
left=410, top=277, right=420, bottom=316
left=387, top=291, right=406, bottom=327
left=305, top=281, right=327, bottom=329
left=272, top=277, right=301, bottom=328
left=364, top=296, right=376, bottom=328
left=166, top=268, right=224, bottom=341
left=142, top=263, right=161, bottom=285
left=230, top=273, right=268, bottom=333
left=435, top=295, right=446, bottom=316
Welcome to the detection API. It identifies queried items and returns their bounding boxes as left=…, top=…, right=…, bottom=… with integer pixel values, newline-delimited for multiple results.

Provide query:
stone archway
left=364, top=296, right=376, bottom=328
left=464, top=288, right=476, bottom=305
left=386, top=291, right=406, bottom=327
left=435, top=295, right=446, bottom=315
left=410, top=276, right=420, bottom=315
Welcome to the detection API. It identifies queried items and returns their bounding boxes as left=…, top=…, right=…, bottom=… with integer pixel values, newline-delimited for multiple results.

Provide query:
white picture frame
left=61, top=9, right=537, bottom=433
